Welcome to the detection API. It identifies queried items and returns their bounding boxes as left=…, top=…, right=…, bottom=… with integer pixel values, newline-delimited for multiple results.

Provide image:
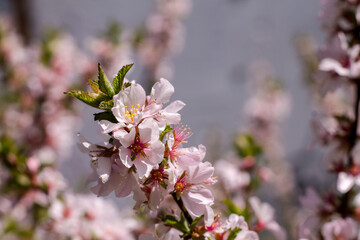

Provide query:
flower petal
left=96, top=157, right=112, bottom=183
left=150, top=78, right=174, bottom=104
left=120, top=128, right=136, bottom=148
left=187, top=162, right=214, bottom=184
left=119, top=147, right=133, bottom=168
left=319, top=58, right=350, bottom=76
left=134, top=158, right=153, bottom=178
left=115, top=172, right=137, bottom=197
left=99, top=120, right=124, bottom=134
left=337, top=172, right=355, bottom=193
left=164, top=100, right=185, bottom=113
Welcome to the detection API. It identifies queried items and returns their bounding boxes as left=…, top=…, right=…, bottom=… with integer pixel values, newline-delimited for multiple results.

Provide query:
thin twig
left=348, top=81, right=360, bottom=167
left=339, top=81, right=360, bottom=217
left=171, top=193, right=193, bottom=225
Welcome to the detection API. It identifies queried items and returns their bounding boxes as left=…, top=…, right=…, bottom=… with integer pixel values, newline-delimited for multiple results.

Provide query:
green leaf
left=104, top=21, right=122, bottom=45
left=40, top=29, right=59, bottom=66
left=223, top=198, right=242, bottom=215
left=234, top=133, right=262, bottom=158
left=123, top=82, right=132, bottom=89
left=65, top=90, right=110, bottom=108
left=88, top=79, right=100, bottom=93
left=227, top=227, right=241, bottom=240
left=223, top=199, right=250, bottom=222
left=99, top=99, right=114, bottom=110
left=133, top=26, right=147, bottom=47
left=98, top=63, right=115, bottom=97
left=93, top=111, right=118, bottom=123
left=190, top=215, right=204, bottom=231
left=159, top=125, right=173, bottom=141
left=162, top=213, right=190, bottom=234
left=113, top=64, right=134, bottom=94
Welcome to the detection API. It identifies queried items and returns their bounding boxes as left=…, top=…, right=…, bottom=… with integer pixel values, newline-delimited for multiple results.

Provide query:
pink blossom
left=101, top=78, right=184, bottom=136
left=173, top=161, right=215, bottom=218
left=90, top=156, right=138, bottom=198
left=119, top=118, right=165, bottom=178
left=300, top=188, right=334, bottom=214
left=337, top=171, right=360, bottom=193
left=320, top=34, right=360, bottom=79
left=215, top=159, right=250, bottom=192
left=249, top=196, right=287, bottom=240
left=321, top=217, right=358, bottom=240
left=205, top=213, right=259, bottom=240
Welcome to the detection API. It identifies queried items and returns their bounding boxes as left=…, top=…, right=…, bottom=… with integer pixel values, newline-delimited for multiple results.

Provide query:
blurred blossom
left=137, top=0, right=191, bottom=83
left=321, top=217, right=358, bottom=240
left=44, top=193, right=139, bottom=240
left=297, top=0, right=360, bottom=239
left=215, top=158, right=250, bottom=193
left=0, top=16, right=142, bottom=239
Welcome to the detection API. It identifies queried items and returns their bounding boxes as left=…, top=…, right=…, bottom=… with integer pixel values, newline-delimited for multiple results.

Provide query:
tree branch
left=171, top=193, right=193, bottom=225
left=348, top=81, right=360, bottom=167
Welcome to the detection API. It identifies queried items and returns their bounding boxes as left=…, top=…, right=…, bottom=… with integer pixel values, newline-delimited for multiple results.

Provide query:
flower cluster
left=0, top=17, right=142, bottom=239
left=244, top=61, right=294, bottom=198
left=41, top=193, right=139, bottom=240
left=297, top=0, right=360, bottom=239
left=70, top=64, right=261, bottom=239
left=212, top=62, right=289, bottom=240
left=0, top=16, right=94, bottom=160
left=74, top=65, right=214, bottom=214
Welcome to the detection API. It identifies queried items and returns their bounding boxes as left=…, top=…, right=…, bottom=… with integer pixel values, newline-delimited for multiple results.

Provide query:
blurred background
left=0, top=0, right=331, bottom=236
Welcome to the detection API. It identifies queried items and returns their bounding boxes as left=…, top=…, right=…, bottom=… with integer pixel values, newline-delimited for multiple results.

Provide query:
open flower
left=165, top=126, right=206, bottom=168
left=119, top=118, right=165, bottom=178
left=90, top=155, right=138, bottom=198
left=140, top=165, right=176, bottom=210
left=173, top=161, right=215, bottom=218
left=100, top=78, right=184, bottom=138
left=215, top=159, right=250, bottom=192
left=319, top=33, right=360, bottom=79
left=112, top=83, right=147, bottom=126
left=249, top=197, right=286, bottom=240
left=321, top=217, right=358, bottom=240
left=205, top=213, right=259, bottom=240
left=144, top=78, right=185, bottom=127
left=225, top=214, right=259, bottom=240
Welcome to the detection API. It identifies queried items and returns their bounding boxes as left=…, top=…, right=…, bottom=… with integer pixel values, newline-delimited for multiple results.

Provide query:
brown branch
left=339, top=81, right=360, bottom=217
left=348, top=81, right=360, bottom=167
left=171, top=193, right=193, bottom=225
left=11, top=0, right=33, bottom=44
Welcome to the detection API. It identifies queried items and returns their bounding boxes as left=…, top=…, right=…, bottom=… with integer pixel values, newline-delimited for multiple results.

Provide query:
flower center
left=340, top=57, right=350, bottom=68
left=124, top=104, right=140, bottom=122
left=129, top=136, right=148, bottom=159
left=152, top=169, right=165, bottom=181
left=205, top=215, right=221, bottom=232
left=174, top=179, right=188, bottom=193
